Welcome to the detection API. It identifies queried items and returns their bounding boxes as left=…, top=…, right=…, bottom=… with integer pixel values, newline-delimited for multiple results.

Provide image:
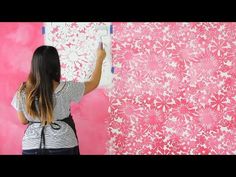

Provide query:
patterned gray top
left=11, top=81, right=85, bottom=150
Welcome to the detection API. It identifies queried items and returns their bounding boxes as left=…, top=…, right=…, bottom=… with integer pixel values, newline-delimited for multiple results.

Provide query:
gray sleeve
left=67, top=81, right=85, bottom=103
left=11, top=92, right=23, bottom=112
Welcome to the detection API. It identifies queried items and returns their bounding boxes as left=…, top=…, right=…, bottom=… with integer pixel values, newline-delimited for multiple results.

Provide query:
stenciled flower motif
left=108, top=22, right=236, bottom=155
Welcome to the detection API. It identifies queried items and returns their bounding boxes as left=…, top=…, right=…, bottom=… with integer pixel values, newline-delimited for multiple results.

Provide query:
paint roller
left=95, top=25, right=109, bottom=50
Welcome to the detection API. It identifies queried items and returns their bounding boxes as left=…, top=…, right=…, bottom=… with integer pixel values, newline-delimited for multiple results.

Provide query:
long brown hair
left=20, top=45, right=61, bottom=125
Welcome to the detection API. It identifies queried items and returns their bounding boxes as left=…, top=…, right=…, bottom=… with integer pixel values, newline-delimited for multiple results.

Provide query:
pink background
left=0, top=22, right=43, bottom=154
left=0, top=22, right=108, bottom=155
left=1, top=22, right=236, bottom=154
left=108, top=22, right=236, bottom=154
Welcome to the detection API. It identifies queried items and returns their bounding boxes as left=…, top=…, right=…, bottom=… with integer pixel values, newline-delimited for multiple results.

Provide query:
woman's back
left=11, top=81, right=85, bottom=150
left=11, top=45, right=106, bottom=155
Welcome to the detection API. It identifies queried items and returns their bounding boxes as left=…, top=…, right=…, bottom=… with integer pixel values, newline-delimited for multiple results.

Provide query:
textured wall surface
left=107, top=22, right=236, bottom=154
left=1, top=22, right=236, bottom=155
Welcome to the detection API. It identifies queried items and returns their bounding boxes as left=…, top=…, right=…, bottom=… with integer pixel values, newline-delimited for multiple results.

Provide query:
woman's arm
left=17, top=112, right=29, bottom=125
left=16, top=83, right=28, bottom=125
left=84, top=47, right=106, bottom=95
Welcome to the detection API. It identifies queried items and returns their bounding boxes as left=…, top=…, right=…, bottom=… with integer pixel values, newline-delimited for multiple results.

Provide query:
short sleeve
left=11, top=92, right=23, bottom=112
left=67, top=81, right=85, bottom=103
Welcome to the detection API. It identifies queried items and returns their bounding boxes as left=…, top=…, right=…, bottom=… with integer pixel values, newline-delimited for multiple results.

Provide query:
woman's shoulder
left=59, top=81, right=75, bottom=88
left=54, top=81, right=79, bottom=94
left=17, top=82, right=27, bottom=97
left=63, top=80, right=84, bottom=86
left=59, top=80, right=84, bottom=95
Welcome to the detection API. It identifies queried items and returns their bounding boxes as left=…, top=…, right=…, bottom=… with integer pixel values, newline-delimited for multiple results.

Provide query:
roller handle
left=98, top=41, right=103, bottom=50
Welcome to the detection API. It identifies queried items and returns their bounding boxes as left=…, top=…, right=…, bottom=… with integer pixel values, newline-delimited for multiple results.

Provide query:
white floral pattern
left=107, top=22, right=236, bottom=154
left=44, top=22, right=112, bottom=87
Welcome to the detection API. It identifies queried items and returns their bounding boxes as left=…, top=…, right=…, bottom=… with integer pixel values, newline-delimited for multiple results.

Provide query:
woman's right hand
left=97, top=47, right=106, bottom=62
left=84, top=46, right=106, bottom=95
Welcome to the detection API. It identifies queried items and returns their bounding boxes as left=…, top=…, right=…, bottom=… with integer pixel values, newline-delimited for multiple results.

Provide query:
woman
left=11, top=45, right=106, bottom=155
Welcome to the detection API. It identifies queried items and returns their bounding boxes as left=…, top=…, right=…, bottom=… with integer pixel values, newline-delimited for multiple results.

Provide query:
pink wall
left=1, top=22, right=236, bottom=155
left=0, top=22, right=44, bottom=154
left=71, top=89, right=109, bottom=154
left=0, top=22, right=109, bottom=154
left=108, top=22, right=236, bottom=154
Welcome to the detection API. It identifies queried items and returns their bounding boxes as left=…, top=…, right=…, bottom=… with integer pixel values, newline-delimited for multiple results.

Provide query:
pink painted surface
left=0, top=22, right=44, bottom=154
left=0, top=22, right=108, bottom=155
left=1, top=22, right=236, bottom=155
left=71, top=89, right=109, bottom=154
left=108, top=22, right=236, bottom=154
